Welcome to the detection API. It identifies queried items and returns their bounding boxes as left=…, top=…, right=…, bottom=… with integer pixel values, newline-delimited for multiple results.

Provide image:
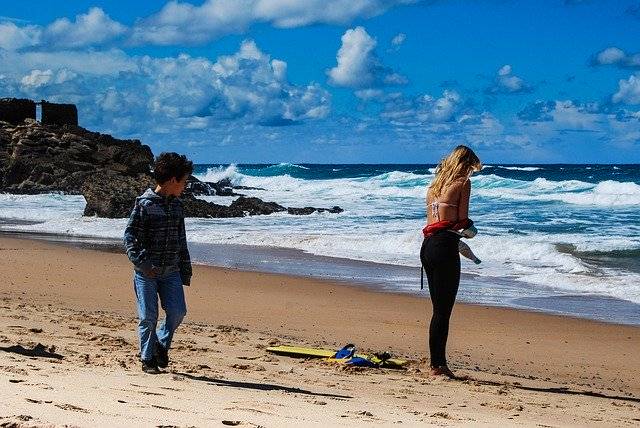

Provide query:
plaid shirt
left=123, top=189, right=192, bottom=285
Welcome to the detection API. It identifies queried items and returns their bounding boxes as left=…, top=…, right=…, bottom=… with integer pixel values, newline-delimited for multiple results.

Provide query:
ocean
left=1, top=163, right=639, bottom=325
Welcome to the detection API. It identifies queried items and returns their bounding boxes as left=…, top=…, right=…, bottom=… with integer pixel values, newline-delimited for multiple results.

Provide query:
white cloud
left=515, top=98, right=640, bottom=153
left=355, top=89, right=385, bottom=100
left=381, top=89, right=464, bottom=124
left=256, top=0, right=417, bottom=27
left=2, top=2, right=417, bottom=50
left=0, top=8, right=127, bottom=51
left=19, top=68, right=78, bottom=90
left=0, top=22, right=41, bottom=50
left=592, top=47, right=640, bottom=68
left=20, top=69, right=53, bottom=88
left=327, top=27, right=377, bottom=87
left=43, top=7, right=127, bottom=49
left=0, top=40, right=330, bottom=134
left=551, top=100, right=600, bottom=129
left=138, top=40, right=331, bottom=125
left=595, top=47, right=626, bottom=64
left=271, top=59, right=287, bottom=81
left=391, top=32, right=406, bottom=46
left=612, top=74, right=640, bottom=104
left=487, top=64, right=531, bottom=94
left=384, top=72, right=409, bottom=85
left=0, top=49, right=138, bottom=76
left=327, top=26, right=407, bottom=88
left=130, top=0, right=246, bottom=45
left=131, top=0, right=418, bottom=45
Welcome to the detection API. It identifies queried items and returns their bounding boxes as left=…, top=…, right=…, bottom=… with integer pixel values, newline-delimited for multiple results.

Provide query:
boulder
left=0, top=120, right=153, bottom=194
left=287, top=206, right=344, bottom=215
left=184, top=176, right=243, bottom=197
left=82, top=171, right=155, bottom=218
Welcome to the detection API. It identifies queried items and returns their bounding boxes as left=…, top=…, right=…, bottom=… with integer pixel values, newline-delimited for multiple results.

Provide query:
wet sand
left=1, top=236, right=639, bottom=427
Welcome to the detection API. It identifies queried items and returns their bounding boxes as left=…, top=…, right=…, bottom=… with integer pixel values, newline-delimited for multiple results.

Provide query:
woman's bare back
left=427, top=178, right=471, bottom=224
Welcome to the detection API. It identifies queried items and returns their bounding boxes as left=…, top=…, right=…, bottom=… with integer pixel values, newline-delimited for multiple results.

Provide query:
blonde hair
left=429, top=145, right=482, bottom=198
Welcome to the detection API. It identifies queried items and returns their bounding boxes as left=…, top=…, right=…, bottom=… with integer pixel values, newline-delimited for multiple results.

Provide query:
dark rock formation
left=0, top=118, right=343, bottom=219
left=181, top=196, right=342, bottom=218
left=82, top=171, right=155, bottom=218
left=185, top=176, right=242, bottom=197
left=41, top=101, right=78, bottom=127
left=287, top=206, right=343, bottom=215
left=0, top=119, right=153, bottom=194
left=184, top=176, right=266, bottom=197
left=229, top=196, right=286, bottom=216
left=0, top=98, right=36, bottom=125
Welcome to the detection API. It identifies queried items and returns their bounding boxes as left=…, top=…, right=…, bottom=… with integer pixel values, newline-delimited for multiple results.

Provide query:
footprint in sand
left=221, top=422, right=264, bottom=428
left=54, top=403, right=90, bottom=413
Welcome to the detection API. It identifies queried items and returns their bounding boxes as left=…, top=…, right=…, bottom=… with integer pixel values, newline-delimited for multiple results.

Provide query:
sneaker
left=155, top=343, right=169, bottom=368
left=141, top=359, right=161, bottom=374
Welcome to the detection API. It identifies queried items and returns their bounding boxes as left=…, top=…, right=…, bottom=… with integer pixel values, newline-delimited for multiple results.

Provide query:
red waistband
left=422, top=218, right=472, bottom=238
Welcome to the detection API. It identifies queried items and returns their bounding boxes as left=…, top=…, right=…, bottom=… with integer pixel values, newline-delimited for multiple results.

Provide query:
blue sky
left=1, top=0, right=640, bottom=163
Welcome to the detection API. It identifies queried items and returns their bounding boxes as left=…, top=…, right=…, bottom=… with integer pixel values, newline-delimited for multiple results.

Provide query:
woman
left=420, top=145, right=481, bottom=378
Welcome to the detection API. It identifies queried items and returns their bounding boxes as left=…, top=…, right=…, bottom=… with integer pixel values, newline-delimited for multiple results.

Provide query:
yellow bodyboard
left=266, top=345, right=407, bottom=369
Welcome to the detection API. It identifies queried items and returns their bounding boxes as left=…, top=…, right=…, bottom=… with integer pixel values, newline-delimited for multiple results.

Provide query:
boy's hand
left=142, top=266, right=161, bottom=278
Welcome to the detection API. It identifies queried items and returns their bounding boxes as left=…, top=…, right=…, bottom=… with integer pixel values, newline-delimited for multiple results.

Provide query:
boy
left=124, top=152, right=193, bottom=374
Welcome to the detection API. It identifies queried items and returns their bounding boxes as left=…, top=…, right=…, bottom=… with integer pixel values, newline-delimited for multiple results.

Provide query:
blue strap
left=346, top=357, right=379, bottom=368
left=334, top=344, right=356, bottom=359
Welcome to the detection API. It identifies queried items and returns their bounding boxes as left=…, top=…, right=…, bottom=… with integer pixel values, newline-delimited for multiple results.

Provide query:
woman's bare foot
left=430, top=365, right=456, bottom=379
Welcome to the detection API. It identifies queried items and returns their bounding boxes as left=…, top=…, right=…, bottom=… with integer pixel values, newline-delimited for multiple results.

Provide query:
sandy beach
left=1, top=236, right=638, bottom=427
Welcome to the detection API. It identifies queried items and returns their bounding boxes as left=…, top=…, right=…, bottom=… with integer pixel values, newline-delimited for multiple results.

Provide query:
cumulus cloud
left=591, top=47, right=640, bottom=69
left=486, top=64, right=532, bottom=94
left=381, top=90, right=466, bottom=124
left=131, top=0, right=418, bottom=45
left=515, top=98, right=640, bottom=153
left=518, top=100, right=602, bottom=128
left=43, top=7, right=127, bottom=48
left=2, top=2, right=417, bottom=49
left=20, top=69, right=53, bottom=88
left=327, top=26, right=407, bottom=88
left=0, top=7, right=127, bottom=50
left=19, top=68, right=76, bottom=87
left=612, top=74, right=640, bottom=104
left=0, top=40, right=330, bottom=136
left=0, top=22, right=41, bottom=50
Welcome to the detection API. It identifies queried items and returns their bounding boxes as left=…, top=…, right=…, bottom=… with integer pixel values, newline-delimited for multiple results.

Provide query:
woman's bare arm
left=457, top=179, right=471, bottom=220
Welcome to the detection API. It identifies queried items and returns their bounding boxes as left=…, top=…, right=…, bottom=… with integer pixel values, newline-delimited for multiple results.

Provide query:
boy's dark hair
left=153, top=152, right=193, bottom=184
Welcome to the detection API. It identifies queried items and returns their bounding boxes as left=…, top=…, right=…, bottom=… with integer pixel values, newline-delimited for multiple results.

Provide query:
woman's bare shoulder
left=449, top=178, right=468, bottom=190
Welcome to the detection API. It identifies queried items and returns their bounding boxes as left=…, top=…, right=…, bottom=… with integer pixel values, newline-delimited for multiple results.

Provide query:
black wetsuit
left=420, top=230, right=461, bottom=368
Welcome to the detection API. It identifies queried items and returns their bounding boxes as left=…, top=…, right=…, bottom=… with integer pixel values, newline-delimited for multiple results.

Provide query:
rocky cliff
left=0, top=119, right=153, bottom=195
left=0, top=119, right=343, bottom=218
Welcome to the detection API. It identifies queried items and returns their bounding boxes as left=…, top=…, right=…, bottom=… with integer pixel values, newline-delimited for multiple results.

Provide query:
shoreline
left=2, top=228, right=639, bottom=327
left=1, top=235, right=639, bottom=426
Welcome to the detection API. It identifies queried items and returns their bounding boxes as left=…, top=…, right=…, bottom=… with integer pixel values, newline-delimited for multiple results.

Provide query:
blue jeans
left=133, top=270, right=187, bottom=362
